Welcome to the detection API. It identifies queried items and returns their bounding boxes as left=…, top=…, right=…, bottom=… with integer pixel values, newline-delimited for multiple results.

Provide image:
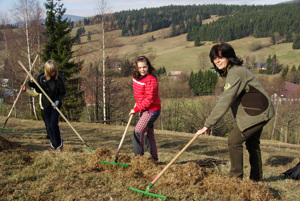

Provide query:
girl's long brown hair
left=132, top=56, right=155, bottom=79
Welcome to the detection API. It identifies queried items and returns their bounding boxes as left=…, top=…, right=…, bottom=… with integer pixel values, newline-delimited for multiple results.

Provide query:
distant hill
left=63, top=14, right=86, bottom=22
left=282, top=0, right=300, bottom=3
left=12, top=14, right=85, bottom=27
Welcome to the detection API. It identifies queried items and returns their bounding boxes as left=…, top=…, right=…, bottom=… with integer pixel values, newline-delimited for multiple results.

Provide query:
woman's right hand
left=129, top=109, right=136, bottom=115
left=195, top=126, right=210, bottom=136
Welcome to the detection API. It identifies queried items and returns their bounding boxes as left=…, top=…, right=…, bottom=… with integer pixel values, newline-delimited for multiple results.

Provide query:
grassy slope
left=71, top=21, right=300, bottom=75
left=1, top=16, right=299, bottom=76
left=0, top=116, right=299, bottom=200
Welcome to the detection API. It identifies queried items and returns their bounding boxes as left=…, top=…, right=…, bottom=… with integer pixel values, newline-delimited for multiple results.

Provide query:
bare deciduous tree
left=12, top=0, right=44, bottom=119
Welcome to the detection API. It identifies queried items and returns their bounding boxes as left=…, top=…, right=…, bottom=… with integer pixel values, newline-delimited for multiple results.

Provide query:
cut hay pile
left=85, top=147, right=275, bottom=200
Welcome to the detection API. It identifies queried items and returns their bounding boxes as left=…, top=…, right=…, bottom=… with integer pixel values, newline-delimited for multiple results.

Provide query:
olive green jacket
left=204, top=65, right=275, bottom=131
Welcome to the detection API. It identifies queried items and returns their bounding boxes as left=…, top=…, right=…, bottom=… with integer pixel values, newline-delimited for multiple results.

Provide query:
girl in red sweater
left=129, top=56, right=161, bottom=162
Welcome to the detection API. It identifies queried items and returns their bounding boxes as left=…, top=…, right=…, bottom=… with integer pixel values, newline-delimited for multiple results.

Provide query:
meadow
left=71, top=22, right=300, bottom=75
left=0, top=116, right=299, bottom=200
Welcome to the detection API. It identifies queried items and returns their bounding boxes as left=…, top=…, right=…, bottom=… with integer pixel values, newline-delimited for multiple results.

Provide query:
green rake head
left=84, top=146, right=95, bottom=152
left=130, top=187, right=167, bottom=199
left=0, top=126, right=13, bottom=132
left=100, top=158, right=129, bottom=168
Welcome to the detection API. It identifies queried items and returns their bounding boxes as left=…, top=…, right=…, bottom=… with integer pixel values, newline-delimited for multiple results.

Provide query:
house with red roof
left=272, top=81, right=300, bottom=104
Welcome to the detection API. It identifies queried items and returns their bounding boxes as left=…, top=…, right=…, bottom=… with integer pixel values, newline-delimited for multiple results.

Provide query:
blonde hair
left=44, top=60, right=58, bottom=80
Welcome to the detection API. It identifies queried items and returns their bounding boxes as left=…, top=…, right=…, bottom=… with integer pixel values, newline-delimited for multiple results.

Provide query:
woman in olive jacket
left=196, top=42, right=275, bottom=181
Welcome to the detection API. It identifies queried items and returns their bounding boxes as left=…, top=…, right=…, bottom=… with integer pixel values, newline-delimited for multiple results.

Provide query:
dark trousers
left=41, top=109, right=50, bottom=138
left=43, top=106, right=62, bottom=149
left=228, top=121, right=267, bottom=181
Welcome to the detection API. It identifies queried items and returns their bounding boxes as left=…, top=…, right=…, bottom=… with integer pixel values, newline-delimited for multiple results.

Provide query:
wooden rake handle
left=3, top=55, right=39, bottom=128
left=149, top=134, right=200, bottom=187
left=114, top=114, right=134, bottom=159
left=18, top=60, right=90, bottom=148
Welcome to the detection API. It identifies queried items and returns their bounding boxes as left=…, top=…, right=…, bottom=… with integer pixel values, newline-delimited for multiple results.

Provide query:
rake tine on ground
left=84, top=146, right=95, bottom=152
left=100, top=114, right=133, bottom=167
left=19, top=60, right=92, bottom=151
left=130, top=134, right=200, bottom=199
left=130, top=187, right=167, bottom=199
left=100, top=158, right=129, bottom=167
left=0, top=125, right=13, bottom=132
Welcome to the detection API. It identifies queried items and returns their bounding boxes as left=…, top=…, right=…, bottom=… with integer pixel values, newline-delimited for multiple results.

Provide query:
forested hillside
left=112, top=4, right=299, bottom=43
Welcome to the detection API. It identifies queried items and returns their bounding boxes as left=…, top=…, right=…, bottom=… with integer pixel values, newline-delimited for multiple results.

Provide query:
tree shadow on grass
left=178, top=158, right=228, bottom=168
left=267, top=187, right=282, bottom=200
left=202, top=149, right=228, bottom=156
left=265, top=155, right=295, bottom=166
left=186, top=145, right=209, bottom=152
left=263, top=175, right=284, bottom=182
left=160, top=141, right=187, bottom=149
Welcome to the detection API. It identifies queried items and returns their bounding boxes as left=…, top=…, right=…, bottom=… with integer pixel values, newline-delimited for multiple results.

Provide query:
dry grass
left=0, top=116, right=299, bottom=200
left=72, top=27, right=300, bottom=76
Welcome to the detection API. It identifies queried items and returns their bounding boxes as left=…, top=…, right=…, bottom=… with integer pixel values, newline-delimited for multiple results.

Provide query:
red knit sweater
left=133, top=75, right=161, bottom=113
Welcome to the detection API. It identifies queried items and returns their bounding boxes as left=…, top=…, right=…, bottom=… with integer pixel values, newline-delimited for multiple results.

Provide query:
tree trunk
left=24, top=0, right=38, bottom=120
left=102, top=4, right=107, bottom=124
left=95, top=70, right=99, bottom=123
left=271, top=101, right=279, bottom=140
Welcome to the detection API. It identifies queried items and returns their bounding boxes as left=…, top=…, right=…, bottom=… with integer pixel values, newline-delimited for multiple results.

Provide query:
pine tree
left=42, top=0, right=84, bottom=121
left=266, top=55, right=272, bottom=75
left=194, top=36, right=201, bottom=46
left=271, top=33, right=276, bottom=45
left=188, top=71, right=195, bottom=92
left=87, top=31, right=92, bottom=42
left=292, top=34, right=300, bottom=49
left=281, top=66, right=289, bottom=80
left=121, top=58, right=131, bottom=77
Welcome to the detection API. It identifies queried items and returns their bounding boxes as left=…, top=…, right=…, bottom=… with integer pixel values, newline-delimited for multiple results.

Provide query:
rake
left=130, top=134, right=200, bottom=199
left=1, top=55, right=38, bottom=132
left=100, top=114, right=133, bottom=167
left=19, top=61, right=94, bottom=152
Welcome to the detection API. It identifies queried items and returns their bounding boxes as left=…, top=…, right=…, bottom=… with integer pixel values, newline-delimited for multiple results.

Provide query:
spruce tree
left=281, top=66, right=289, bottom=80
left=266, top=55, right=272, bottom=75
left=194, top=36, right=201, bottom=46
left=42, top=0, right=84, bottom=121
left=292, top=34, right=300, bottom=49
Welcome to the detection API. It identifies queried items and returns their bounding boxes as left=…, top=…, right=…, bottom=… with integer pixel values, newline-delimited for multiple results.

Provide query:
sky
left=0, top=0, right=293, bottom=22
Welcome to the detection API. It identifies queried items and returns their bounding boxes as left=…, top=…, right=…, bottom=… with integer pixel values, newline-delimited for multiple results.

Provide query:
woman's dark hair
left=209, top=42, right=243, bottom=75
left=133, top=56, right=155, bottom=79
